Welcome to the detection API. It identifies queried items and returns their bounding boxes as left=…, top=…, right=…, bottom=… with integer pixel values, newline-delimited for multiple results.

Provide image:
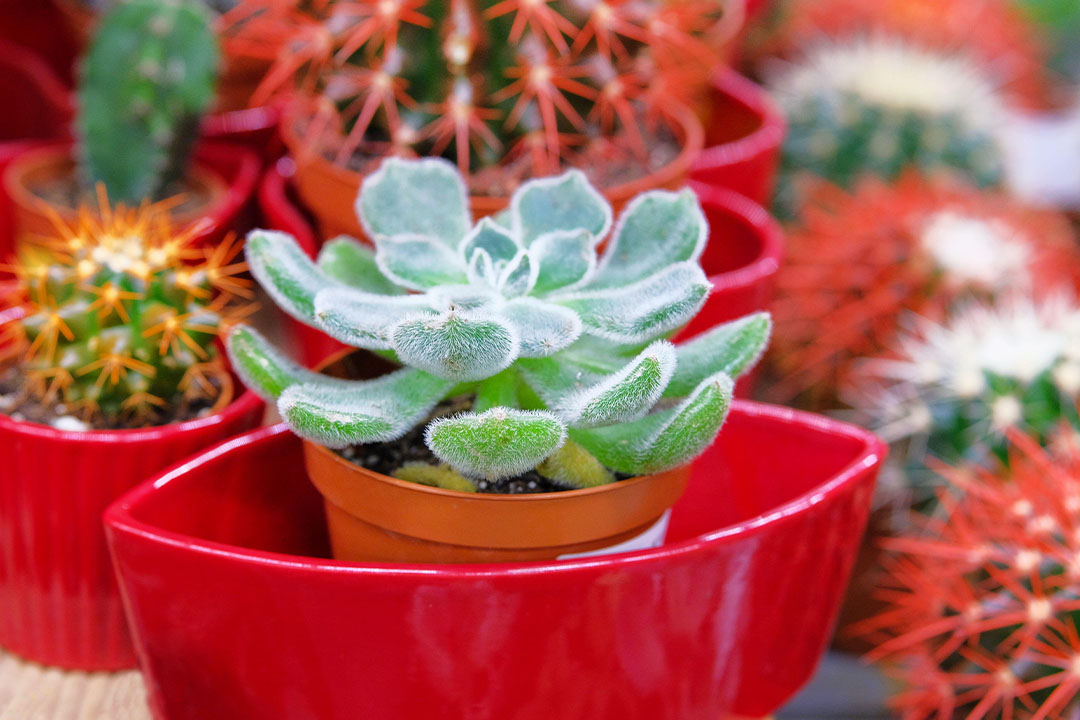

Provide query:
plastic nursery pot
left=1, top=140, right=261, bottom=252
left=104, top=403, right=884, bottom=720
left=256, top=157, right=345, bottom=368
left=0, top=40, right=73, bottom=143
left=690, top=69, right=786, bottom=207
left=281, top=99, right=706, bottom=240
left=308, top=350, right=690, bottom=563
left=0, top=383, right=264, bottom=670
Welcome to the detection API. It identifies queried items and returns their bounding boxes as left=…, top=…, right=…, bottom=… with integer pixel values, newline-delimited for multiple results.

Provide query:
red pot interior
left=201, top=102, right=283, bottom=163
left=0, top=40, right=72, bottom=142
left=106, top=401, right=883, bottom=720
left=690, top=69, right=786, bottom=207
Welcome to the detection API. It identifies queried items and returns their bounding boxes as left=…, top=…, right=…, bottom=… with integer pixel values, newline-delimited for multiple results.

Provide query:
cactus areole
left=229, top=158, right=771, bottom=560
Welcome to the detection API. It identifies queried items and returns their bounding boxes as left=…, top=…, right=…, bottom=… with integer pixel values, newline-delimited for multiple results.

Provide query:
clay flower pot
left=0, top=40, right=72, bottom=143
left=105, top=403, right=883, bottom=720
left=2, top=140, right=260, bottom=252
left=690, top=69, right=786, bottom=207
left=0, top=383, right=264, bottom=670
left=281, top=100, right=705, bottom=240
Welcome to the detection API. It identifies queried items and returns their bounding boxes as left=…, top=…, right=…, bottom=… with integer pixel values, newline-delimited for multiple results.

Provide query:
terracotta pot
left=2, top=140, right=260, bottom=252
left=0, top=40, right=73, bottom=142
left=690, top=69, right=786, bottom=207
left=0, top=380, right=264, bottom=670
left=104, top=402, right=883, bottom=720
left=282, top=100, right=705, bottom=240
left=308, top=350, right=690, bottom=563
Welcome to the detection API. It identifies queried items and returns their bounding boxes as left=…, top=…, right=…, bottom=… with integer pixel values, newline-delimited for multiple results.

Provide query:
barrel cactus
left=77, top=0, right=220, bottom=204
left=225, top=0, right=729, bottom=179
left=2, top=194, right=251, bottom=426
left=768, top=37, right=1006, bottom=219
left=229, top=158, right=770, bottom=489
left=850, top=294, right=1080, bottom=506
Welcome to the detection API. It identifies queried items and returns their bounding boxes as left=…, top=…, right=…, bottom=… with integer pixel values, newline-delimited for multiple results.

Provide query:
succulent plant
left=849, top=294, right=1080, bottom=507
left=228, top=158, right=770, bottom=489
left=225, top=0, right=729, bottom=180
left=860, top=428, right=1080, bottom=720
left=770, top=173, right=1080, bottom=407
left=767, top=37, right=1006, bottom=219
left=76, top=0, right=220, bottom=205
left=0, top=193, right=252, bottom=425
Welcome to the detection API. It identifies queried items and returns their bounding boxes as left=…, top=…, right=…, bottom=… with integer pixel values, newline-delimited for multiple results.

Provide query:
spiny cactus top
left=1, top=192, right=252, bottom=426
left=770, top=173, right=1079, bottom=406
left=850, top=294, right=1080, bottom=505
left=77, top=0, right=220, bottom=205
left=225, top=0, right=729, bottom=179
left=861, top=428, right=1080, bottom=720
left=768, top=37, right=1006, bottom=219
left=229, top=158, right=771, bottom=489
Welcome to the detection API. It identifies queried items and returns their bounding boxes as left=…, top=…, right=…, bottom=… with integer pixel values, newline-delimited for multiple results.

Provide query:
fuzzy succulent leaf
left=530, top=230, right=597, bottom=294
left=313, top=286, right=433, bottom=350
left=317, top=236, right=405, bottom=295
left=279, top=368, right=453, bottom=448
left=572, top=372, right=734, bottom=474
left=226, top=325, right=349, bottom=401
left=515, top=356, right=606, bottom=407
left=374, top=234, right=468, bottom=291
left=425, top=408, right=567, bottom=480
left=426, top=285, right=502, bottom=312
left=591, top=190, right=708, bottom=289
left=665, top=312, right=773, bottom=397
left=460, top=218, right=520, bottom=269
left=554, top=263, right=711, bottom=343
left=511, top=171, right=613, bottom=247
left=77, top=0, right=218, bottom=203
left=246, top=230, right=331, bottom=323
left=537, top=439, right=616, bottom=489
left=393, top=463, right=477, bottom=493
left=357, top=158, right=470, bottom=246
left=502, top=298, right=582, bottom=358
left=390, top=311, right=518, bottom=381
left=556, top=341, right=676, bottom=428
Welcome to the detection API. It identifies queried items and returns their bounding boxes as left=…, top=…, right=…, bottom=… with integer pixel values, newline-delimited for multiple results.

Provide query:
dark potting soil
left=0, top=365, right=224, bottom=431
left=336, top=397, right=629, bottom=495
left=30, top=171, right=214, bottom=217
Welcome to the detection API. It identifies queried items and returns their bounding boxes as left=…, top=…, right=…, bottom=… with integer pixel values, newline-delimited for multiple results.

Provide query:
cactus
left=228, top=158, right=771, bottom=489
left=224, top=0, right=729, bottom=179
left=849, top=294, right=1080, bottom=508
left=767, top=37, right=1007, bottom=219
left=76, top=0, right=220, bottom=205
left=2, top=192, right=252, bottom=425
left=859, top=428, right=1080, bottom=720
left=769, top=173, right=1079, bottom=407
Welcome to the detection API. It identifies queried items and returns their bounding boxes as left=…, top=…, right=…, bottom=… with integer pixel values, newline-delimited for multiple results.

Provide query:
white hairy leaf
left=357, top=157, right=470, bottom=246
left=665, top=312, right=772, bottom=397
left=502, top=297, right=582, bottom=357
left=556, top=340, right=676, bottom=427
left=226, top=325, right=352, bottom=401
left=511, top=170, right=613, bottom=246
left=374, top=234, right=468, bottom=290
left=425, top=408, right=567, bottom=479
left=317, top=236, right=406, bottom=295
left=530, top=229, right=597, bottom=294
left=460, top=217, right=520, bottom=269
left=246, top=229, right=333, bottom=323
left=390, top=310, right=519, bottom=381
left=497, top=250, right=537, bottom=298
left=314, top=286, right=434, bottom=350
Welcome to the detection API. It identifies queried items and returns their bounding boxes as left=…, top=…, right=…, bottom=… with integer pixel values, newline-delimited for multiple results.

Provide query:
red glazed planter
left=691, top=69, right=786, bottom=207
left=106, top=402, right=883, bottom=719
left=0, top=390, right=264, bottom=670
left=0, top=1, right=79, bottom=87
left=2, top=140, right=261, bottom=252
left=0, top=40, right=72, bottom=142
left=202, top=103, right=283, bottom=164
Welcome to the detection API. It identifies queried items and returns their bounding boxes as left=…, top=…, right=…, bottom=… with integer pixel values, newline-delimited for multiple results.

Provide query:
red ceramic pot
left=106, top=402, right=883, bottom=719
left=0, top=140, right=47, bottom=259
left=0, top=0, right=79, bottom=86
left=202, top=104, right=283, bottom=164
left=691, top=69, right=786, bottom=207
left=0, top=389, right=264, bottom=670
left=0, top=40, right=72, bottom=142
left=2, top=141, right=261, bottom=252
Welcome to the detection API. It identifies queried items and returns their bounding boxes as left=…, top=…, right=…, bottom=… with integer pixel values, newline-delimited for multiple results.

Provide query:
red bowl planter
left=0, top=40, right=72, bottom=143
left=2, top=140, right=261, bottom=252
left=691, top=69, right=786, bottom=207
left=106, top=402, right=883, bottom=720
left=202, top=104, right=283, bottom=164
left=0, top=390, right=264, bottom=670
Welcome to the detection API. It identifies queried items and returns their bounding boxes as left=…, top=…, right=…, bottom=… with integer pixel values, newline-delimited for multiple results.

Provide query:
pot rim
left=694, top=183, right=785, bottom=294
left=693, top=68, right=786, bottom=170
left=280, top=94, right=705, bottom=205
left=104, top=400, right=885, bottom=574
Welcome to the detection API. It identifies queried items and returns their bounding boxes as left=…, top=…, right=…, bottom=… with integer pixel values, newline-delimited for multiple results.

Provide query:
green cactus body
left=8, top=200, right=250, bottom=425
left=77, top=0, right=220, bottom=204
left=229, top=158, right=772, bottom=490
left=770, top=38, right=1005, bottom=219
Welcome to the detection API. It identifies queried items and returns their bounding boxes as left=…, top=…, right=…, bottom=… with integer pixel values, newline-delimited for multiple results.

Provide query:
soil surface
left=336, top=397, right=628, bottom=495
left=0, top=365, right=224, bottom=431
